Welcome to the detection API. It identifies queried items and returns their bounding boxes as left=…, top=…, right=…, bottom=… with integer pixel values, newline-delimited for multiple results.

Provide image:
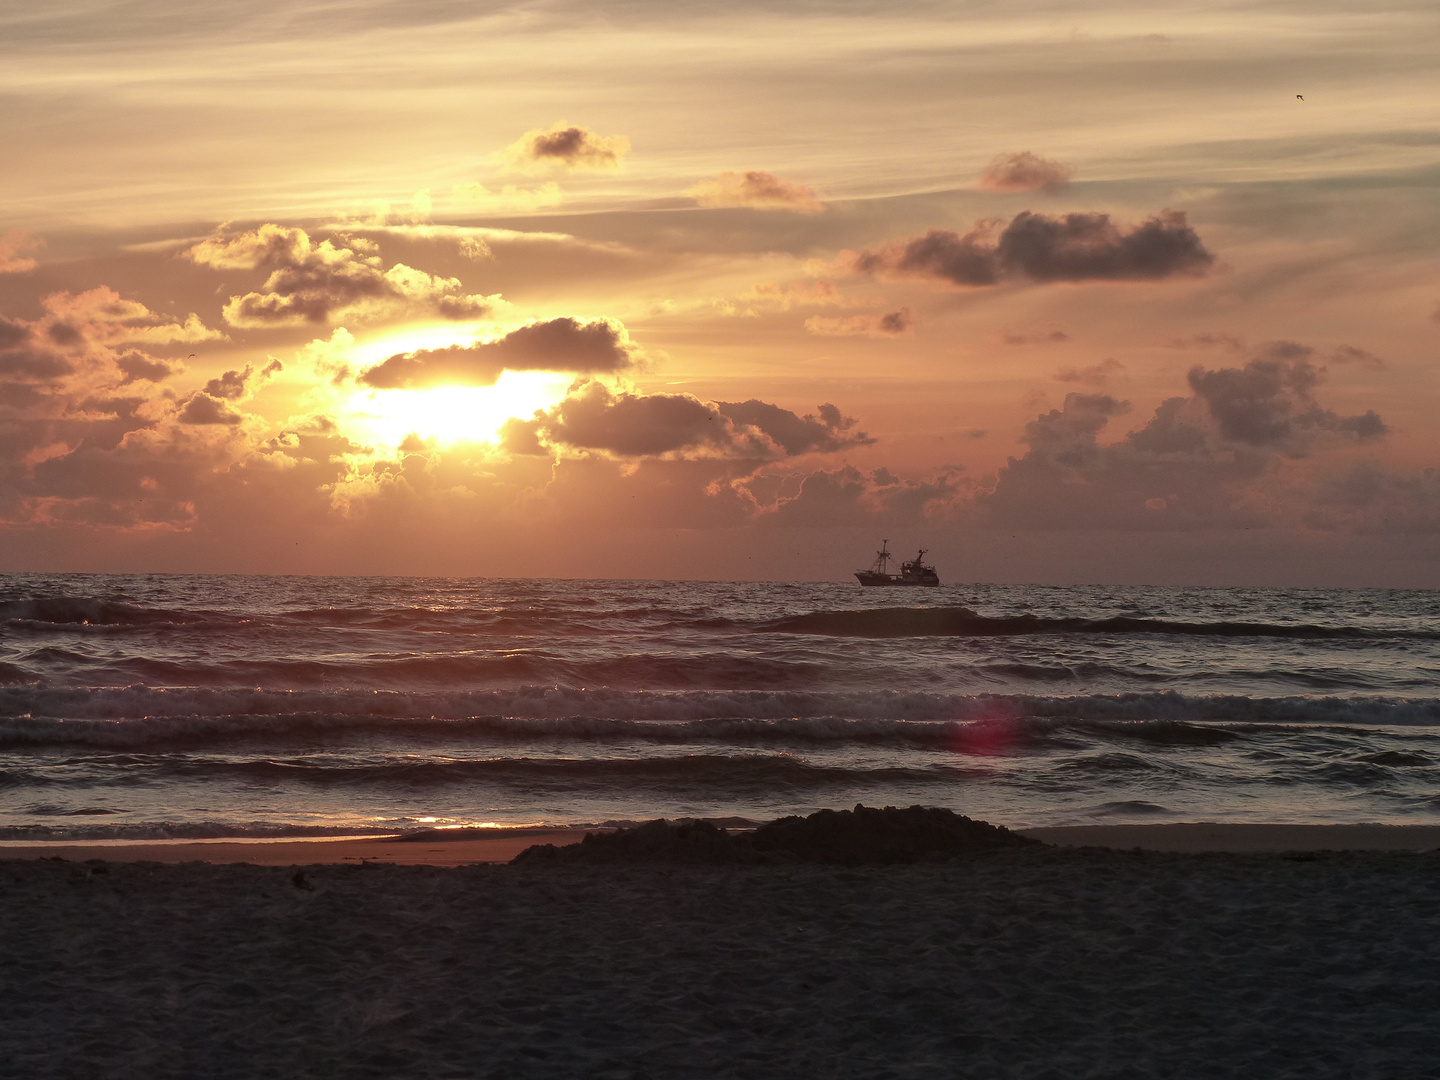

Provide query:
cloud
left=185, top=225, right=494, bottom=327
left=978, top=351, right=1389, bottom=532
left=1187, top=356, right=1385, bottom=452
left=115, top=351, right=184, bottom=385
left=977, top=152, right=1073, bottom=193
left=502, top=123, right=629, bottom=173
left=39, top=287, right=224, bottom=346
left=997, top=210, right=1214, bottom=282
left=529, top=382, right=743, bottom=458
left=714, top=400, right=874, bottom=455
left=744, top=464, right=962, bottom=527
left=1170, top=332, right=1244, bottom=351
left=847, top=226, right=1000, bottom=286
left=0, top=230, right=43, bottom=274
left=688, top=171, right=823, bottom=213
left=453, top=181, right=564, bottom=212
left=805, top=308, right=913, bottom=337
left=748, top=279, right=841, bottom=309
left=360, top=318, right=637, bottom=389
left=177, top=392, right=244, bottom=426
left=1053, top=358, right=1124, bottom=386
left=513, top=382, right=872, bottom=460
left=203, top=359, right=283, bottom=401
left=845, top=210, right=1213, bottom=287
left=1329, top=344, right=1385, bottom=370
left=997, top=329, right=1069, bottom=346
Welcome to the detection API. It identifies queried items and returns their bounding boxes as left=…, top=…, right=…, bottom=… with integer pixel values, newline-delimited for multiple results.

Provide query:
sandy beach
left=3, top=821, right=1439, bottom=866
left=4, top=823, right=1439, bottom=1078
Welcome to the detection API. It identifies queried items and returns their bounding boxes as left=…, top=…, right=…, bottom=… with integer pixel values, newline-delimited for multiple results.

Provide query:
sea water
left=1, top=574, right=1438, bottom=840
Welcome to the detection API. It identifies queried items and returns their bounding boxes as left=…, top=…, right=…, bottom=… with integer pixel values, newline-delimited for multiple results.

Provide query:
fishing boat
left=854, top=540, right=940, bottom=587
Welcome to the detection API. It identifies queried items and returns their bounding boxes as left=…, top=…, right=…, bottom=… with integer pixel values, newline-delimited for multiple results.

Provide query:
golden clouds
left=185, top=226, right=496, bottom=327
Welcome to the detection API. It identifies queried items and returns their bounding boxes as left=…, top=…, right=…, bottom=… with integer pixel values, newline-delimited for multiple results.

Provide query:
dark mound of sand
left=750, top=803, right=1040, bottom=864
left=512, top=804, right=1041, bottom=866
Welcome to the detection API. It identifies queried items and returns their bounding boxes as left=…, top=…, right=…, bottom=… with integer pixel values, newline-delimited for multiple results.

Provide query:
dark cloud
left=203, top=360, right=283, bottom=401
left=115, top=350, right=183, bottom=385
left=535, top=383, right=738, bottom=457
left=977, top=152, right=1073, bottom=193
left=1305, top=462, right=1440, bottom=535
left=997, top=210, right=1214, bottom=282
left=361, top=319, right=635, bottom=390
left=522, top=383, right=872, bottom=460
left=978, top=352, right=1390, bottom=532
left=850, top=227, right=1000, bottom=286
left=689, top=171, right=823, bottom=213
left=186, top=226, right=493, bottom=327
left=715, top=400, right=873, bottom=455
left=1188, top=357, right=1385, bottom=452
left=847, top=210, right=1213, bottom=287
left=0, top=337, right=72, bottom=382
left=0, top=318, right=30, bottom=349
left=177, top=392, right=244, bottom=425
left=504, top=123, right=629, bottom=171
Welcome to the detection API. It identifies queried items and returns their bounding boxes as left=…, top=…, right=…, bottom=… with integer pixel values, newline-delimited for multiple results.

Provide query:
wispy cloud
left=977, top=151, right=1073, bottom=192
left=689, top=171, right=823, bottom=213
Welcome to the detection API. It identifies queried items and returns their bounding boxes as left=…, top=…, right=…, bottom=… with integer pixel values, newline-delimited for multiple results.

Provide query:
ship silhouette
left=854, top=540, right=939, bottom=587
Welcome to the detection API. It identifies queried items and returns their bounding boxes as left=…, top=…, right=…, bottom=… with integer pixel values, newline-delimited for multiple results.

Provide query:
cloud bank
left=980, top=352, right=1388, bottom=532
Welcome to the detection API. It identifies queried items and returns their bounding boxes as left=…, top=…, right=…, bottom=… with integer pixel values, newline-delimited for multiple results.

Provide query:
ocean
left=1, top=573, right=1438, bottom=841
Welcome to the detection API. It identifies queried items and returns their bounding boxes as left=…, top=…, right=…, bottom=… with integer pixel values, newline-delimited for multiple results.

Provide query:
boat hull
left=854, top=572, right=939, bottom=587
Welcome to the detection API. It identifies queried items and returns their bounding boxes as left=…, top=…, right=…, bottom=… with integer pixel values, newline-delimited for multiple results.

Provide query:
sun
left=342, top=370, right=574, bottom=448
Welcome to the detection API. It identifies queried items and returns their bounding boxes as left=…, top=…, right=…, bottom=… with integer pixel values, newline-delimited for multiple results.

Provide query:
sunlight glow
left=343, top=370, right=573, bottom=448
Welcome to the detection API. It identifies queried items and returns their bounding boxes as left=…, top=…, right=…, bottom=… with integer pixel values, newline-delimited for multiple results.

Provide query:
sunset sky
left=3, top=0, right=1438, bottom=584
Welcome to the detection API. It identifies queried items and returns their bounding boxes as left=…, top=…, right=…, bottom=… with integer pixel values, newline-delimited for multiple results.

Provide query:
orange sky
left=2, top=1, right=1439, bottom=584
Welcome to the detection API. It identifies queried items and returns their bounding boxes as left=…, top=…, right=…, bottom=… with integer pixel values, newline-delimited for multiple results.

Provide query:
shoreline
left=4, top=821, right=1440, bottom=865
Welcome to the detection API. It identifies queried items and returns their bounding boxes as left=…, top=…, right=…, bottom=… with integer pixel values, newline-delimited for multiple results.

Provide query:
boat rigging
left=854, top=540, right=940, bottom=587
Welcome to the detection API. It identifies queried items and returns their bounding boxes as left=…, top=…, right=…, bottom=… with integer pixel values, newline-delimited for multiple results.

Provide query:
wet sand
left=0, top=828, right=591, bottom=867
left=3, top=821, right=1438, bottom=866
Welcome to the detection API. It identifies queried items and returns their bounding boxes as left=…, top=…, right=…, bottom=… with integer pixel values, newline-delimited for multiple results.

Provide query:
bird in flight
left=1296, top=94, right=1304, bottom=100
